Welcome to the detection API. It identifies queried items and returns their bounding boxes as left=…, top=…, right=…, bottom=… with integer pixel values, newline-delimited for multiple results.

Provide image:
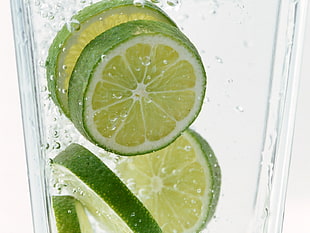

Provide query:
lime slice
left=68, top=20, right=206, bottom=155
left=51, top=143, right=162, bottom=233
left=52, top=195, right=93, bottom=233
left=46, top=0, right=177, bottom=116
left=116, top=129, right=221, bottom=232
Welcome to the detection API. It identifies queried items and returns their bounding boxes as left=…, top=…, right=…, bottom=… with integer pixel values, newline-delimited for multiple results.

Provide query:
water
left=16, top=0, right=302, bottom=232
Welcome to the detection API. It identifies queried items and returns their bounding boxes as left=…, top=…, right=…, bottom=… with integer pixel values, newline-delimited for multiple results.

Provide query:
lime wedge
left=52, top=195, right=93, bottom=233
left=116, top=129, right=221, bottom=232
left=46, top=0, right=177, bottom=116
left=51, top=143, right=162, bottom=233
left=68, top=20, right=206, bottom=155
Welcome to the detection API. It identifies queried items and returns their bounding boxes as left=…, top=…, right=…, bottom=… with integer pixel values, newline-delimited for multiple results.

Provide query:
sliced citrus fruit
left=52, top=195, right=93, bottom=233
left=51, top=143, right=162, bottom=233
left=46, top=0, right=177, bottom=116
left=68, top=20, right=206, bottom=155
left=116, top=129, right=221, bottom=233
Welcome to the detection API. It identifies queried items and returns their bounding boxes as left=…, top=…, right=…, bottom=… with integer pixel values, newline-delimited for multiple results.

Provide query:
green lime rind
left=52, top=195, right=93, bottom=233
left=52, top=143, right=162, bottom=233
left=68, top=20, right=206, bottom=156
left=186, top=129, right=221, bottom=230
left=46, top=0, right=177, bottom=117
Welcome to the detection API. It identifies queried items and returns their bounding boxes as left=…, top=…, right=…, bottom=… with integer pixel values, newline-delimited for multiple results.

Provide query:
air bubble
left=53, top=142, right=61, bottom=149
left=167, top=0, right=180, bottom=7
left=140, top=56, right=151, bottom=66
left=215, top=56, right=223, bottom=63
left=145, top=97, right=153, bottom=104
left=101, top=54, right=107, bottom=61
left=235, top=105, right=244, bottom=112
left=67, top=210, right=72, bottom=214
left=112, top=93, right=123, bottom=99
left=66, top=19, right=81, bottom=32
left=184, top=145, right=192, bottom=151
left=133, top=0, right=145, bottom=7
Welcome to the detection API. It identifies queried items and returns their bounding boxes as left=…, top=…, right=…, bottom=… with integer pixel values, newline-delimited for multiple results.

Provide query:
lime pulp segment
left=46, top=0, right=177, bottom=116
left=116, top=129, right=221, bottom=233
left=68, top=20, right=206, bottom=155
left=52, top=143, right=162, bottom=233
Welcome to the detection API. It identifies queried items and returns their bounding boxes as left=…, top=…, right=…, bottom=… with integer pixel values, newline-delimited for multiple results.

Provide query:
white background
left=0, top=0, right=309, bottom=232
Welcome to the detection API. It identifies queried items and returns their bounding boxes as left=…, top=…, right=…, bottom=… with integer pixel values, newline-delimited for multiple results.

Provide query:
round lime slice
left=52, top=143, right=162, bottom=233
left=46, top=0, right=177, bottom=116
left=116, top=129, right=221, bottom=232
left=68, top=20, right=206, bottom=155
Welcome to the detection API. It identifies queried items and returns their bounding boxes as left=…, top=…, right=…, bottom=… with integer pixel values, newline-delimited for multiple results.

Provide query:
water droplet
left=184, top=145, right=192, bottom=151
left=161, top=167, right=167, bottom=174
left=131, top=212, right=136, bottom=217
left=66, top=19, right=81, bottom=32
left=62, top=65, right=67, bottom=70
left=49, top=75, right=54, bottom=81
left=67, top=210, right=72, bottom=214
left=197, top=188, right=202, bottom=193
left=235, top=105, right=244, bottom=112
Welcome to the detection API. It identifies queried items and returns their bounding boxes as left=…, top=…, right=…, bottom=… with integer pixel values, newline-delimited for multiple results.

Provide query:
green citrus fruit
left=116, top=129, right=221, bottom=232
left=52, top=143, right=162, bottom=233
left=68, top=20, right=206, bottom=155
left=46, top=0, right=176, bottom=116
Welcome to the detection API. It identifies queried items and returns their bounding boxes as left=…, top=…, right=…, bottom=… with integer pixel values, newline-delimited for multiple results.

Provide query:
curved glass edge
left=252, top=0, right=309, bottom=232
left=10, top=0, right=51, bottom=232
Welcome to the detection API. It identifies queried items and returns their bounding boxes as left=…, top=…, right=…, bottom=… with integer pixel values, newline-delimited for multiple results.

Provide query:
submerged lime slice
left=68, top=20, right=206, bottom=155
left=52, top=195, right=93, bottom=233
left=52, top=143, right=162, bottom=233
left=46, top=0, right=176, bottom=116
left=116, top=129, right=221, bottom=232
